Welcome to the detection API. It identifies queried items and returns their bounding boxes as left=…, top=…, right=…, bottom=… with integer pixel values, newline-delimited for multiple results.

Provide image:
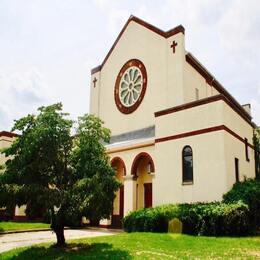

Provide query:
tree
left=253, top=127, right=260, bottom=179
left=0, top=103, right=120, bottom=246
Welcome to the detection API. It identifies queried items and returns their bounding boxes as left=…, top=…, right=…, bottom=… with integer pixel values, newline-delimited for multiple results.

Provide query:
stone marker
left=168, top=218, right=183, bottom=233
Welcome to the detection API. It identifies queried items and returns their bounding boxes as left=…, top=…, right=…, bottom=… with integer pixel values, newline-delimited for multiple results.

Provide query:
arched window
left=182, top=146, right=193, bottom=183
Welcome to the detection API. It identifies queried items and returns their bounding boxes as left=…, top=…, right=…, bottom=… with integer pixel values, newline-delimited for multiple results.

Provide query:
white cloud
left=0, top=106, right=10, bottom=130
left=217, top=0, right=260, bottom=52
left=0, top=0, right=259, bottom=129
left=251, top=99, right=260, bottom=126
left=93, top=0, right=110, bottom=9
left=106, top=8, right=130, bottom=36
left=0, top=67, right=51, bottom=130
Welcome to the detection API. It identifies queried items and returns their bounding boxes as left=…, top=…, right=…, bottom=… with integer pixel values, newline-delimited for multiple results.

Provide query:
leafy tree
left=0, top=103, right=120, bottom=246
left=253, top=127, right=260, bottom=179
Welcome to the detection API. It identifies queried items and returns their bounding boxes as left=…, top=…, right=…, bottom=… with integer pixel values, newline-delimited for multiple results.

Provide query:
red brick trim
left=0, top=138, right=13, bottom=143
left=155, top=125, right=254, bottom=149
left=131, top=152, right=155, bottom=176
left=13, top=215, right=27, bottom=221
left=221, top=94, right=254, bottom=127
left=130, top=16, right=185, bottom=38
left=185, top=53, right=255, bottom=127
left=91, top=15, right=185, bottom=75
left=154, top=94, right=254, bottom=127
left=155, top=125, right=223, bottom=143
left=155, top=95, right=222, bottom=117
left=0, top=131, right=19, bottom=138
left=114, top=59, right=147, bottom=114
left=223, top=126, right=254, bottom=149
left=91, top=65, right=102, bottom=75
left=99, top=224, right=111, bottom=228
left=107, top=141, right=154, bottom=154
left=111, top=156, right=127, bottom=175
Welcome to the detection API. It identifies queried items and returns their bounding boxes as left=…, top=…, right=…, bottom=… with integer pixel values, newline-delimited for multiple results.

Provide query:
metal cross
left=93, top=77, right=97, bottom=88
left=170, top=41, right=178, bottom=53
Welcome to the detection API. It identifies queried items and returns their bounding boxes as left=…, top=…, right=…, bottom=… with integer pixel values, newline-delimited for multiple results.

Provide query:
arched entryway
left=131, top=152, right=155, bottom=209
left=111, top=157, right=125, bottom=228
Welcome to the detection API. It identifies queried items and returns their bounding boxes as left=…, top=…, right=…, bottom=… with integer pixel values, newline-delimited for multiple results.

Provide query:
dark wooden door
left=111, top=185, right=124, bottom=228
left=144, top=183, right=152, bottom=208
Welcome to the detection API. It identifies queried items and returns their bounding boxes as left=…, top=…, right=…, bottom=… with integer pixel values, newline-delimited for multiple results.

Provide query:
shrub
left=123, top=202, right=252, bottom=236
left=123, top=208, right=168, bottom=232
left=223, top=178, right=260, bottom=230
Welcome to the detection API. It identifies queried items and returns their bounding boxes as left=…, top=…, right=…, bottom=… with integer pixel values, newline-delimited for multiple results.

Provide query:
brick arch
left=131, top=152, right=155, bottom=177
left=111, top=156, right=126, bottom=175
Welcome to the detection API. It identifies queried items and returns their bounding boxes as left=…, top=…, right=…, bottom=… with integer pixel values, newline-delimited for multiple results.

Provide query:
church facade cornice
left=155, top=124, right=254, bottom=149
left=155, top=94, right=255, bottom=128
left=0, top=131, right=19, bottom=138
left=185, top=53, right=254, bottom=126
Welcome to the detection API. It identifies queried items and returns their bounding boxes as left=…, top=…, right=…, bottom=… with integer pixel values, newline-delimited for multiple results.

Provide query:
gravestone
left=168, top=218, right=183, bottom=233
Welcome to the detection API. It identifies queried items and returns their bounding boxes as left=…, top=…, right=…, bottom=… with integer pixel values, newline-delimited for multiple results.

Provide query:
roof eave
left=91, top=15, right=185, bottom=75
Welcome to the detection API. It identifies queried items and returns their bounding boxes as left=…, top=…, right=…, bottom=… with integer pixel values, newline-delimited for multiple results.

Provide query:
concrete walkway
left=0, top=228, right=118, bottom=253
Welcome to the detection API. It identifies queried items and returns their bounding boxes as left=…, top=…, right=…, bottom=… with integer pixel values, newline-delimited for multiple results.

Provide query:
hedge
left=123, top=178, right=260, bottom=236
left=223, top=178, right=260, bottom=230
left=123, top=202, right=252, bottom=236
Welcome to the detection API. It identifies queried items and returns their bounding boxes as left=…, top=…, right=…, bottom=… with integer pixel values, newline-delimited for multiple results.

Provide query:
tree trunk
left=54, top=226, right=65, bottom=247
left=50, top=208, right=66, bottom=247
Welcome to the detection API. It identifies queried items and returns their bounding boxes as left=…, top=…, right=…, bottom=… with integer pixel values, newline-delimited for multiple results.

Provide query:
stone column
left=123, top=175, right=137, bottom=216
left=150, top=173, right=155, bottom=207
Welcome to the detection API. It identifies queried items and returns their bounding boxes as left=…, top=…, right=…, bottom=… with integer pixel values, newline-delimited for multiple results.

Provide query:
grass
left=0, top=221, right=49, bottom=232
left=1, top=233, right=260, bottom=259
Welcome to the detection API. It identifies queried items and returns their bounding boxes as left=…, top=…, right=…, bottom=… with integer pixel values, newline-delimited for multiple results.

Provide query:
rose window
left=115, top=59, right=147, bottom=114
left=119, top=67, right=143, bottom=107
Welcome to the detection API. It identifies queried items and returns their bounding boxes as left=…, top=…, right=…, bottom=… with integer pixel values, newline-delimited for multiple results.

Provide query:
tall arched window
left=182, top=146, right=193, bottom=183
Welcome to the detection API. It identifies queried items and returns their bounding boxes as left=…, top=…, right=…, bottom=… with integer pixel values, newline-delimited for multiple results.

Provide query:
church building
left=90, top=16, right=256, bottom=227
left=0, top=131, right=27, bottom=220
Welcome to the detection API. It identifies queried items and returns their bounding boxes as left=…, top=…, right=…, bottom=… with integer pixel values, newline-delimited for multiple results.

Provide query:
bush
left=123, top=179, right=260, bottom=236
left=123, top=208, right=168, bottom=232
left=223, top=178, right=260, bottom=230
left=188, top=202, right=251, bottom=236
left=123, top=202, right=252, bottom=236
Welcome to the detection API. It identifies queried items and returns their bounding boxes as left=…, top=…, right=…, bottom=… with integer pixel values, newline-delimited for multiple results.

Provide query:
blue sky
left=0, top=0, right=260, bottom=130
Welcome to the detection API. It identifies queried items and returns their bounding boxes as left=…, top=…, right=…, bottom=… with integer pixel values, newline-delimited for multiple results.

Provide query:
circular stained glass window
left=114, top=59, right=147, bottom=114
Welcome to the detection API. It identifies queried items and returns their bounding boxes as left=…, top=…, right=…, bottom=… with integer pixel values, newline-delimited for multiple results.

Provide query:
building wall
left=154, top=131, right=226, bottom=204
left=155, top=100, right=224, bottom=139
left=0, top=135, right=14, bottom=166
left=0, top=133, right=28, bottom=220
left=154, top=99, right=255, bottom=205
left=0, top=134, right=24, bottom=220
left=14, top=205, right=27, bottom=217
left=184, top=62, right=219, bottom=103
left=90, top=21, right=186, bottom=136
left=221, top=103, right=255, bottom=190
left=108, top=144, right=155, bottom=216
left=90, top=17, right=257, bottom=224
left=223, top=132, right=255, bottom=191
left=112, top=162, right=124, bottom=215
left=135, top=157, right=153, bottom=209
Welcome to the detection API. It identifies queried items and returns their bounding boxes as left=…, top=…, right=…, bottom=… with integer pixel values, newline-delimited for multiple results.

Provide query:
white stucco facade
left=90, top=16, right=256, bottom=226
left=0, top=131, right=27, bottom=220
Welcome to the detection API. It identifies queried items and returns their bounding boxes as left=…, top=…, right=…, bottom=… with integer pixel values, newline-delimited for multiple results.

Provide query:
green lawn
left=0, top=221, right=49, bottom=232
left=1, top=233, right=260, bottom=259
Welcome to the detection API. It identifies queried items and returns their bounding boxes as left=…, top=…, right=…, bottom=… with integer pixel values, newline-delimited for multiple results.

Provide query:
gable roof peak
left=91, top=15, right=185, bottom=75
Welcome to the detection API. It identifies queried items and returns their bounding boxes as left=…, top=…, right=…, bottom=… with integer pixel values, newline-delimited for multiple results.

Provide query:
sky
left=0, top=0, right=260, bottom=131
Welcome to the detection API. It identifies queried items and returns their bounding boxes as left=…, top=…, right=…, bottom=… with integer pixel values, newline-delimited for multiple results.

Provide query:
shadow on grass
left=7, top=242, right=132, bottom=259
